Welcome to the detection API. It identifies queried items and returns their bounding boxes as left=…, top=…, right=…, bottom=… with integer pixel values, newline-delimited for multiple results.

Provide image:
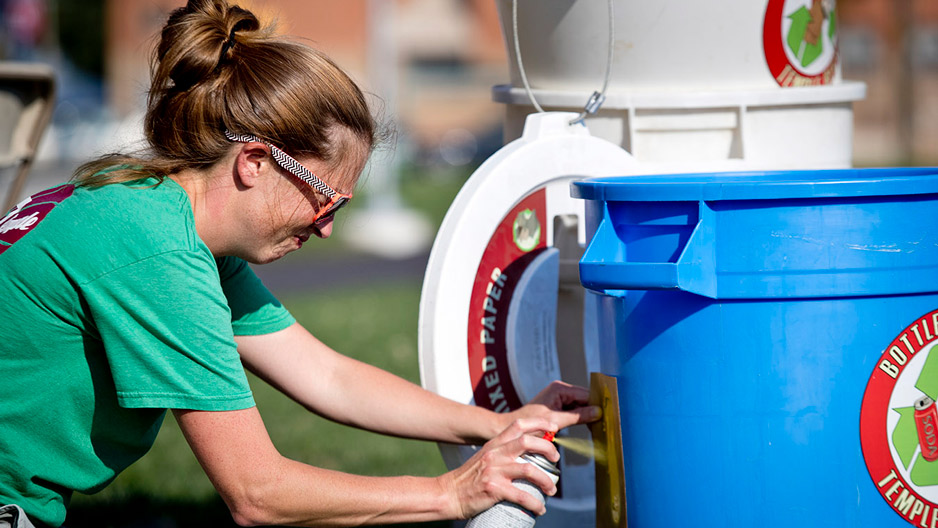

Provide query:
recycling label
left=467, top=189, right=547, bottom=415
left=861, top=309, right=938, bottom=527
left=763, top=0, right=839, bottom=86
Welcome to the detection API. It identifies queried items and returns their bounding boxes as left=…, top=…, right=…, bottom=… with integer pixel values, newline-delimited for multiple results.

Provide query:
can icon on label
left=914, top=396, right=938, bottom=462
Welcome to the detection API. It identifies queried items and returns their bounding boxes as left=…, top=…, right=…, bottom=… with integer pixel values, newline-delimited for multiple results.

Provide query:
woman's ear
left=233, top=142, right=272, bottom=189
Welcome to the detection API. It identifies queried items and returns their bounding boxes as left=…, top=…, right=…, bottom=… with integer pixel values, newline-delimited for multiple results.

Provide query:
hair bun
left=155, top=0, right=261, bottom=91
left=135, top=0, right=374, bottom=182
left=217, top=7, right=260, bottom=63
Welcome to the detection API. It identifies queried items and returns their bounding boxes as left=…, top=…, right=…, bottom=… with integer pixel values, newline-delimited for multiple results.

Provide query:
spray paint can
left=914, top=395, right=938, bottom=462
left=466, top=433, right=560, bottom=528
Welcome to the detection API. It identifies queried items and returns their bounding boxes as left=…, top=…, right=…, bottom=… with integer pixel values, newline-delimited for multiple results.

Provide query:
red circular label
left=467, top=188, right=547, bottom=413
left=860, top=309, right=938, bottom=526
left=763, top=0, right=839, bottom=87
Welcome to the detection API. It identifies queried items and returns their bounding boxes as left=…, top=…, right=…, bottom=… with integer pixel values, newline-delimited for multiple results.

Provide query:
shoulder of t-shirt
left=61, top=177, right=209, bottom=274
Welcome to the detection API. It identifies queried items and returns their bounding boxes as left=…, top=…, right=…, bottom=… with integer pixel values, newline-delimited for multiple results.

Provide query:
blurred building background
left=1, top=0, right=937, bottom=180
left=839, top=0, right=938, bottom=165
left=1, top=0, right=511, bottom=174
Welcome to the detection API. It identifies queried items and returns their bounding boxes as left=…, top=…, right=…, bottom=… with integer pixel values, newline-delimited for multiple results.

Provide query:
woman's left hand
left=499, top=380, right=601, bottom=434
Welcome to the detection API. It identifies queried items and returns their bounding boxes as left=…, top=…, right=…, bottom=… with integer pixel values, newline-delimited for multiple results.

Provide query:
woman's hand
left=498, top=380, right=601, bottom=435
left=439, top=418, right=560, bottom=519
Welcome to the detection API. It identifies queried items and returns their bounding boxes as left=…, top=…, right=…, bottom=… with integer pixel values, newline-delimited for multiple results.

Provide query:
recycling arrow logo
left=786, top=0, right=836, bottom=68
left=763, top=0, right=839, bottom=86
left=861, top=309, right=938, bottom=526
left=890, top=360, right=938, bottom=487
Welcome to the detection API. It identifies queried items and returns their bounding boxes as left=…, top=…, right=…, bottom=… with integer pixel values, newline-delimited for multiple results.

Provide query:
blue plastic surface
left=574, top=168, right=938, bottom=527
left=572, top=167, right=938, bottom=202
left=574, top=167, right=938, bottom=299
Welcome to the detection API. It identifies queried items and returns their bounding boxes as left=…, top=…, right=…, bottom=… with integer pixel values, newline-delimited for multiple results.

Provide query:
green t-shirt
left=0, top=177, right=295, bottom=527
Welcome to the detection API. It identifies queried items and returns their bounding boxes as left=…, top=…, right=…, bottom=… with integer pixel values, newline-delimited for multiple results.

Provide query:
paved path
left=251, top=251, right=430, bottom=296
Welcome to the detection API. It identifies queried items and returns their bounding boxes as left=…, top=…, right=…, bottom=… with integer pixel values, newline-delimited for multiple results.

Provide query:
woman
left=0, top=1, right=598, bottom=526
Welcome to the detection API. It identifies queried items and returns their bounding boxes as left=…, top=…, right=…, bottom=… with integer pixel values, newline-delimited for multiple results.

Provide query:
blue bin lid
left=571, top=167, right=938, bottom=202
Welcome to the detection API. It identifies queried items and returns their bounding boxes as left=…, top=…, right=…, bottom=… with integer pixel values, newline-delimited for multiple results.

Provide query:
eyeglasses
left=224, top=130, right=352, bottom=225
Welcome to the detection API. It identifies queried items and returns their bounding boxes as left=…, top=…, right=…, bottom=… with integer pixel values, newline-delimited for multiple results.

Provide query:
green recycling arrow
left=786, top=6, right=824, bottom=68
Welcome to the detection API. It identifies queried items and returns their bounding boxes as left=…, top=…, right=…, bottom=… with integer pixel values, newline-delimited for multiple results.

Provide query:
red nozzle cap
left=542, top=431, right=556, bottom=442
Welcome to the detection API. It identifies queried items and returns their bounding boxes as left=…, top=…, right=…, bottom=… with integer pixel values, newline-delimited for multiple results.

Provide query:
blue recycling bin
left=572, top=168, right=938, bottom=528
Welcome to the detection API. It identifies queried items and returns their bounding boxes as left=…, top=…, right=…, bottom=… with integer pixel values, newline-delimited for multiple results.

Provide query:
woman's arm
left=174, top=406, right=560, bottom=526
left=235, top=322, right=598, bottom=444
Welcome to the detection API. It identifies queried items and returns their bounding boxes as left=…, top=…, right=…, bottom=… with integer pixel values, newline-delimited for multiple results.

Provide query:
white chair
left=0, top=62, right=56, bottom=212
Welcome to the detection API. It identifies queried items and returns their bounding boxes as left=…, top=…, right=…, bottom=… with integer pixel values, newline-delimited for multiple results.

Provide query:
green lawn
left=66, top=167, right=471, bottom=527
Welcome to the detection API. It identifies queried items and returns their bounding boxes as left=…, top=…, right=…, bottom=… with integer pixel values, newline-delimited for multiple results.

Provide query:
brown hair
left=73, top=0, right=375, bottom=188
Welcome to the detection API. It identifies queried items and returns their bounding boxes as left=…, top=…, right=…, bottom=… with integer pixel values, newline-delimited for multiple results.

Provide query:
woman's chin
left=243, top=247, right=293, bottom=265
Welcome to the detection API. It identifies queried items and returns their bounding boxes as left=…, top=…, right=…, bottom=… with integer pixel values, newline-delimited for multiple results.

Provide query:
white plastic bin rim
left=493, top=81, right=866, bottom=109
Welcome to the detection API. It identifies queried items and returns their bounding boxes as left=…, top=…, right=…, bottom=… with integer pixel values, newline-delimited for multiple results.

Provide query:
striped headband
left=224, top=130, right=339, bottom=199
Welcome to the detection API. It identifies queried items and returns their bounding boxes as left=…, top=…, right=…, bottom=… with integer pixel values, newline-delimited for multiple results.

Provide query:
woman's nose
left=313, top=217, right=333, bottom=239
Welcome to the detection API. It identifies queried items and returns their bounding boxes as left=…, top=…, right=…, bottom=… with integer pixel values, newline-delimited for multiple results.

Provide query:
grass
left=65, top=166, right=472, bottom=527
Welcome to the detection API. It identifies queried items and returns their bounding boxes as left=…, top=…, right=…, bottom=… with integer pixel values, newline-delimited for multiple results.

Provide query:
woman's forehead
left=295, top=149, right=366, bottom=195
left=330, top=139, right=372, bottom=190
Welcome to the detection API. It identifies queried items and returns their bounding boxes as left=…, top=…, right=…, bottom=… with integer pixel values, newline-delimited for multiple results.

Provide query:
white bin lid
left=418, top=112, right=636, bottom=525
